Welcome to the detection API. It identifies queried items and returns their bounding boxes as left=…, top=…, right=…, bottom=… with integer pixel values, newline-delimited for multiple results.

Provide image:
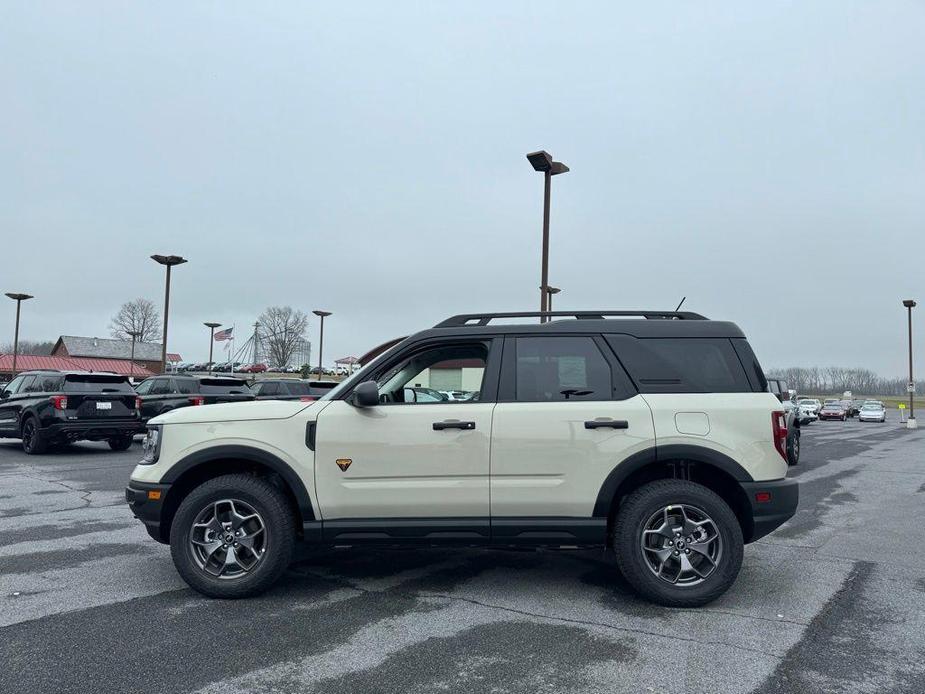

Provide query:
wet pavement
left=1, top=416, right=923, bottom=693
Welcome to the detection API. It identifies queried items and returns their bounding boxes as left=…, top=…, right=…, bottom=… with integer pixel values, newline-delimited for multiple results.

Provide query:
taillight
left=188, top=396, right=205, bottom=406
left=772, top=411, right=788, bottom=461
left=299, top=396, right=317, bottom=402
left=49, top=395, right=68, bottom=410
left=135, top=396, right=142, bottom=411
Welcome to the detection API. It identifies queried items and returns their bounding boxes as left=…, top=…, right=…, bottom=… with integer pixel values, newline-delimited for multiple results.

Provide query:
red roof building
left=0, top=354, right=155, bottom=378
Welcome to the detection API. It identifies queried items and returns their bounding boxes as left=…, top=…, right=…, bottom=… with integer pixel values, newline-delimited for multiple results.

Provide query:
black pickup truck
left=134, top=375, right=254, bottom=423
left=0, top=370, right=144, bottom=454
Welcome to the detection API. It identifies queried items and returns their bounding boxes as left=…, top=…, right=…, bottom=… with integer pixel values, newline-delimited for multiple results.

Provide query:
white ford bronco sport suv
left=127, top=310, right=798, bottom=607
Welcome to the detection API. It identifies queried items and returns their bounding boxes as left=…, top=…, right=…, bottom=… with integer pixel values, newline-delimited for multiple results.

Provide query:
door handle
left=433, top=420, right=476, bottom=431
left=584, top=419, right=629, bottom=430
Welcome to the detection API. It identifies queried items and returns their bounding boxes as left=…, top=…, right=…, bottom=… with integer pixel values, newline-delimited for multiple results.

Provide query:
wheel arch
left=594, top=445, right=757, bottom=543
left=158, top=445, right=314, bottom=542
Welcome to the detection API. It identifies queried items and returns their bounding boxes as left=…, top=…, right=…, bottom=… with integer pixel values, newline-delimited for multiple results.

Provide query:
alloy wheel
left=189, top=499, right=268, bottom=579
left=640, top=504, right=723, bottom=586
left=22, top=420, right=36, bottom=452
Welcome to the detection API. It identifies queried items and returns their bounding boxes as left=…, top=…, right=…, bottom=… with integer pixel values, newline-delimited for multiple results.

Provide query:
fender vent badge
left=336, top=458, right=352, bottom=472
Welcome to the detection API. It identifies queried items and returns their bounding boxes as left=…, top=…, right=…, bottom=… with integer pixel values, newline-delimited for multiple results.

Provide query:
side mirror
left=352, top=380, right=380, bottom=408
left=0, top=390, right=9, bottom=400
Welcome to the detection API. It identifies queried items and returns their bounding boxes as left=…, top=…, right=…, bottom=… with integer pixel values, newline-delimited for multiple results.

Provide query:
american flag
left=214, top=327, right=234, bottom=341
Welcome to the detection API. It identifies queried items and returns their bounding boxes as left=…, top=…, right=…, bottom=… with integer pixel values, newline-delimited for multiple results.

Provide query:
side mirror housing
left=0, top=390, right=9, bottom=400
left=352, top=380, right=379, bottom=408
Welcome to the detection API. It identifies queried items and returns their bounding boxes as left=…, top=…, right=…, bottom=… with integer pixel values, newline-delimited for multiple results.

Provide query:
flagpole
left=230, top=323, right=236, bottom=375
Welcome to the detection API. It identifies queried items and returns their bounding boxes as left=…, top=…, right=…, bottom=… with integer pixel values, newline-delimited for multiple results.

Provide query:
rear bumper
left=43, top=420, right=145, bottom=440
left=126, top=481, right=172, bottom=543
left=741, top=478, right=799, bottom=542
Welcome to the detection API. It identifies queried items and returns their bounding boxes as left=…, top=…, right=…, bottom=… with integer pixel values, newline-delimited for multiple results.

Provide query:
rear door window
left=606, top=336, right=752, bottom=393
left=63, top=375, right=134, bottom=393
left=176, top=379, right=197, bottom=395
left=258, top=382, right=280, bottom=396
left=513, top=336, right=613, bottom=402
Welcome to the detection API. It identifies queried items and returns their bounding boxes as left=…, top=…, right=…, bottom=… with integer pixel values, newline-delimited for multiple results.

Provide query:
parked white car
left=797, top=398, right=822, bottom=415
left=858, top=403, right=887, bottom=422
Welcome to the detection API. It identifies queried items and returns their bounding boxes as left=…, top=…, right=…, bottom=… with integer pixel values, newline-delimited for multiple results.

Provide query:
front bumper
left=45, top=419, right=145, bottom=440
left=741, top=478, right=799, bottom=542
left=125, top=481, right=172, bottom=543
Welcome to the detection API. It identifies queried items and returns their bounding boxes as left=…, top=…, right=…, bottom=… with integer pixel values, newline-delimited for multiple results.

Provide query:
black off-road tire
left=21, top=417, right=48, bottom=455
left=787, top=430, right=800, bottom=466
left=169, top=473, right=296, bottom=599
left=613, top=479, right=744, bottom=608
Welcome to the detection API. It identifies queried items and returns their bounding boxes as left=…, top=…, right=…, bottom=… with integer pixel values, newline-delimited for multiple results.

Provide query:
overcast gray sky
left=2, top=2, right=923, bottom=375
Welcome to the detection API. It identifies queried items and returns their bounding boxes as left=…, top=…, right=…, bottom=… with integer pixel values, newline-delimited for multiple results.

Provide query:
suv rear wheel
left=613, top=479, right=743, bottom=607
left=108, top=435, right=134, bottom=451
left=21, top=417, right=48, bottom=455
left=169, top=474, right=295, bottom=598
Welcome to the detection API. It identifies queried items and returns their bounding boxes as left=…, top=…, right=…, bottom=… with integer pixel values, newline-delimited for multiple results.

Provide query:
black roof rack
left=434, top=310, right=708, bottom=328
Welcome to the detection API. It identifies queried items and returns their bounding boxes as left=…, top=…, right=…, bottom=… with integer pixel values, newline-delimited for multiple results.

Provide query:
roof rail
left=434, top=310, right=708, bottom=328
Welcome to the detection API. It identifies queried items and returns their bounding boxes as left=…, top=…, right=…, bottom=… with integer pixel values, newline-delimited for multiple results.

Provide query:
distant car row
left=0, top=370, right=339, bottom=454
left=800, top=397, right=887, bottom=423
left=172, top=361, right=350, bottom=375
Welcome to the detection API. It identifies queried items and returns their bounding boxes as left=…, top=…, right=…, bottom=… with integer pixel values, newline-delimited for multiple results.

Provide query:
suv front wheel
left=169, top=474, right=296, bottom=598
left=613, top=479, right=744, bottom=607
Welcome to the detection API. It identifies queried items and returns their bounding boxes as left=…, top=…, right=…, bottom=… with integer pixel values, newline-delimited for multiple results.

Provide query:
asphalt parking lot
left=1, top=417, right=924, bottom=694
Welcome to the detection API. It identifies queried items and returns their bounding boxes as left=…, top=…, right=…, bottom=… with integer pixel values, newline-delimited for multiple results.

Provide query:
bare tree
left=0, top=339, right=55, bottom=355
left=257, top=306, right=309, bottom=367
left=110, top=298, right=161, bottom=342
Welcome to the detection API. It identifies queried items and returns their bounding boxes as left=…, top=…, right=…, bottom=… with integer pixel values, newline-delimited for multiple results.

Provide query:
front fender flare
left=160, top=444, right=315, bottom=521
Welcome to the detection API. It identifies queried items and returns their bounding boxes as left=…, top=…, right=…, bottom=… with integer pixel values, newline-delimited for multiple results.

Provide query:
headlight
left=140, top=426, right=162, bottom=464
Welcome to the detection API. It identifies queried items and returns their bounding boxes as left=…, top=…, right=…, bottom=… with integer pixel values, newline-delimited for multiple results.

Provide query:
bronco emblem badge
left=336, top=458, right=352, bottom=472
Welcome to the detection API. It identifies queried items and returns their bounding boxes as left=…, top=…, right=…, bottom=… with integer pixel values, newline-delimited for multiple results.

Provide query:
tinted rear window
left=605, top=336, right=752, bottom=393
left=63, top=375, right=134, bottom=393
left=198, top=379, right=252, bottom=395
left=283, top=382, right=310, bottom=395
left=307, top=381, right=338, bottom=396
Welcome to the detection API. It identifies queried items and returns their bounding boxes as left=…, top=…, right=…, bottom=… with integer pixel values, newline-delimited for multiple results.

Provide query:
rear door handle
left=584, top=419, right=629, bottom=430
left=433, top=420, right=476, bottom=431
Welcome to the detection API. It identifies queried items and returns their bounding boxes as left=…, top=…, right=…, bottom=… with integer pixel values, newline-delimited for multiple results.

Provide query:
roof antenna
left=675, top=296, right=686, bottom=311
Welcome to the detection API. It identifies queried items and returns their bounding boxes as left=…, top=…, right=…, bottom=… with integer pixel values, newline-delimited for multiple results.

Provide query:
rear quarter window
left=605, top=336, right=753, bottom=394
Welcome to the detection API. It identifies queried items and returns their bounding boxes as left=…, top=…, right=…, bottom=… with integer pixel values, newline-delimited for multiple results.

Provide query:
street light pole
left=5, top=293, right=33, bottom=377
left=151, top=255, right=187, bottom=374
left=903, top=299, right=917, bottom=429
left=204, top=322, right=221, bottom=374
left=312, top=310, right=332, bottom=380
left=127, top=330, right=141, bottom=380
left=527, top=150, right=569, bottom=322
left=546, top=286, right=561, bottom=313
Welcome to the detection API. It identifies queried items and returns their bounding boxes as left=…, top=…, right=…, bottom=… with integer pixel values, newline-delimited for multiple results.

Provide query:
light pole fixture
left=312, top=310, right=332, bottom=380
left=527, top=150, right=569, bottom=322
left=127, top=330, right=141, bottom=380
left=5, top=292, right=33, bottom=377
left=545, top=286, right=561, bottom=313
left=151, top=255, right=187, bottom=374
left=903, top=299, right=917, bottom=429
left=204, top=322, right=221, bottom=373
